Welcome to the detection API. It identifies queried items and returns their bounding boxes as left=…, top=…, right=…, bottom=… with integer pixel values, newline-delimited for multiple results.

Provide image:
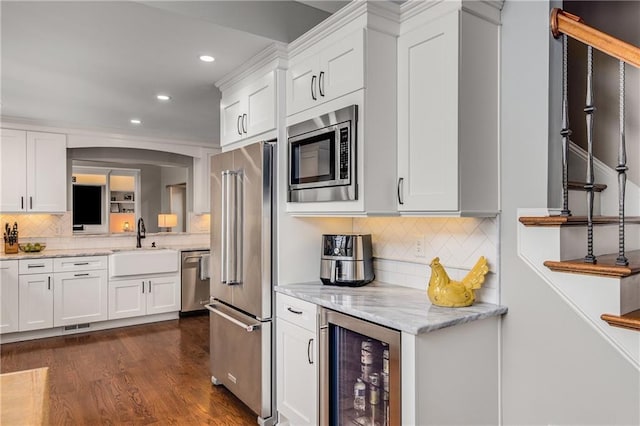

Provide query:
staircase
left=518, top=9, right=640, bottom=368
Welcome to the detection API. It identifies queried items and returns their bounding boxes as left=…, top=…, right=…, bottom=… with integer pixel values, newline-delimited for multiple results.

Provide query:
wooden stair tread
left=519, top=215, right=640, bottom=227
left=567, top=181, right=607, bottom=192
left=601, top=310, right=640, bottom=332
left=544, top=250, right=640, bottom=277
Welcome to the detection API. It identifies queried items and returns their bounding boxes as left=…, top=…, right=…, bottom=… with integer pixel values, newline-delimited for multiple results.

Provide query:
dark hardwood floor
left=0, top=315, right=255, bottom=425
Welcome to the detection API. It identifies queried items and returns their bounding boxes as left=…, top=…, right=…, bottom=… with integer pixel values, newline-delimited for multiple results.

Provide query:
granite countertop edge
left=275, top=282, right=508, bottom=335
left=0, top=245, right=210, bottom=260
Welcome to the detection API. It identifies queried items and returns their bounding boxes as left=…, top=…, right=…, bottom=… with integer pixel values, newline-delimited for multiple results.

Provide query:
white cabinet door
left=221, top=71, right=276, bottom=147
left=397, top=12, right=460, bottom=212
left=108, top=279, right=146, bottom=320
left=19, top=273, right=54, bottom=331
left=276, top=319, right=317, bottom=426
left=246, top=71, right=276, bottom=138
left=0, top=260, right=19, bottom=334
left=319, top=29, right=364, bottom=102
left=54, top=269, right=108, bottom=326
left=26, top=131, right=67, bottom=212
left=0, top=129, right=27, bottom=212
left=221, top=93, right=245, bottom=146
left=0, top=129, right=66, bottom=213
left=287, top=54, right=319, bottom=116
left=287, top=29, right=364, bottom=117
left=146, top=275, right=180, bottom=315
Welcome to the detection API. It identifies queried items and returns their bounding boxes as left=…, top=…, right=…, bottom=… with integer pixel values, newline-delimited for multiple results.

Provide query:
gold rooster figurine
left=427, top=256, right=489, bottom=307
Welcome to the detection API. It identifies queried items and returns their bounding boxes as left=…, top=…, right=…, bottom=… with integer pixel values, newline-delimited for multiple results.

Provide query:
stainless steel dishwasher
left=180, top=250, right=210, bottom=313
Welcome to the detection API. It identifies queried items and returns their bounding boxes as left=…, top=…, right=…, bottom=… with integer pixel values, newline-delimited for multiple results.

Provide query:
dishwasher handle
left=205, top=303, right=260, bottom=332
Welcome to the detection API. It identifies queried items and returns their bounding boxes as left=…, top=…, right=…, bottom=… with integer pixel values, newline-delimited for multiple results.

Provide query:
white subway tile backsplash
left=354, top=217, right=500, bottom=304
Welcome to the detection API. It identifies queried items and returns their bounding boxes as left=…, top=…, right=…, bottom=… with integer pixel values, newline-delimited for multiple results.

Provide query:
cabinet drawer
left=19, top=258, right=53, bottom=274
left=54, top=256, right=107, bottom=273
left=277, top=293, right=317, bottom=332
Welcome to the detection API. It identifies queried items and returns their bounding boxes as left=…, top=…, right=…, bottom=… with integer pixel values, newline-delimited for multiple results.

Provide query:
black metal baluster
left=584, top=46, right=596, bottom=264
left=560, top=34, right=572, bottom=217
left=616, top=60, right=629, bottom=266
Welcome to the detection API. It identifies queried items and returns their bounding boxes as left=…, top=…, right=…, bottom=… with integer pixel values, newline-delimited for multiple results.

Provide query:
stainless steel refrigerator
left=206, top=141, right=275, bottom=426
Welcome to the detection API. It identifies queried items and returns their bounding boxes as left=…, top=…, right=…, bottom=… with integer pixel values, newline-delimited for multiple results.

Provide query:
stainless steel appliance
left=287, top=104, right=358, bottom=203
left=319, top=307, right=401, bottom=426
left=206, top=141, right=275, bottom=426
left=180, top=250, right=210, bottom=313
left=320, top=234, right=374, bottom=287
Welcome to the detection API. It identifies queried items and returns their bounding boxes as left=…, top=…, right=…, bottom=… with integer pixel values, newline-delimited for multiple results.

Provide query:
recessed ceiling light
left=130, top=119, right=142, bottom=125
left=199, top=55, right=215, bottom=63
left=156, top=94, right=171, bottom=101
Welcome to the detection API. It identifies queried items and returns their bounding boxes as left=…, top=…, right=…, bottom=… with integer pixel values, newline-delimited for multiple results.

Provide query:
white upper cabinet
left=285, top=3, right=399, bottom=216
left=287, top=29, right=364, bottom=116
left=0, top=129, right=67, bottom=213
left=397, top=9, right=500, bottom=215
left=220, top=70, right=276, bottom=147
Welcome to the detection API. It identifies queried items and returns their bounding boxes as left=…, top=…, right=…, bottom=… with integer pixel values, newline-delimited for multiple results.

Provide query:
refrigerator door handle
left=227, top=170, right=243, bottom=285
left=221, top=171, right=229, bottom=284
left=206, top=303, right=260, bottom=332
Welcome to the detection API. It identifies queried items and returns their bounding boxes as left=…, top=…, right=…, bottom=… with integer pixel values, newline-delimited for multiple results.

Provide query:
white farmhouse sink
left=109, top=249, right=179, bottom=277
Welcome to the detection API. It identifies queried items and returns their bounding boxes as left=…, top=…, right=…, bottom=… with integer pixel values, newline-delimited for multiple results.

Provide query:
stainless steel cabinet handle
left=73, top=262, right=90, bottom=266
left=148, top=281, right=151, bottom=293
left=142, top=281, right=145, bottom=293
left=311, top=75, right=317, bottom=100
left=21, top=196, right=24, bottom=210
left=307, top=338, right=314, bottom=364
left=47, top=276, right=51, bottom=290
left=319, top=324, right=328, bottom=426
left=74, top=273, right=90, bottom=277
left=30, top=196, right=33, bottom=209
left=287, top=307, right=303, bottom=315
left=319, top=71, right=325, bottom=97
left=242, top=113, right=247, bottom=134
left=397, top=177, right=404, bottom=205
left=28, top=264, right=45, bottom=268
left=205, top=304, right=260, bottom=332
left=237, top=115, right=242, bottom=136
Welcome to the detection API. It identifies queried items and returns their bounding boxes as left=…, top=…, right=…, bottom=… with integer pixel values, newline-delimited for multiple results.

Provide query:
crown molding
left=1, top=116, right=216, bottom=156
left=288, top=1, right=401, bottom=58
left=215, top=42, right=288, bottom=93
left=400, top=0, right=503, bottom=28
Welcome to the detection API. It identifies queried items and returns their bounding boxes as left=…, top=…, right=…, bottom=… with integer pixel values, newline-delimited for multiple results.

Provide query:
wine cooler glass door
left=319, top=308, right=400, bottom=426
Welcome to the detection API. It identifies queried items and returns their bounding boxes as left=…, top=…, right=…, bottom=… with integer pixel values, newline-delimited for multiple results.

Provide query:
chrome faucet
left=136, top=217, right=146, bottom=248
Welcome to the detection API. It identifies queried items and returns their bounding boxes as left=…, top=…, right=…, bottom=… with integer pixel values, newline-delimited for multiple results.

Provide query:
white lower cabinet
left=53, top=256, right=108, bottom=327
left=0, top=260, right=19, bottom=334
left=53, top=269, right=108, bottom=326
left=18, top=258, right=54, bottom=332
left=108, top=273, right=180, bottom=320
left=276, top=293, right=318, bottom=426
left=19, top=273, right=54, bottom=331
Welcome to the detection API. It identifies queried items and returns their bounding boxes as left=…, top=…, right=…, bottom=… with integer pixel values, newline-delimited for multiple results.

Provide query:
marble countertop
left=275, top=281, right=508, bottom=335
left=0, top=245, right=209, bottom=260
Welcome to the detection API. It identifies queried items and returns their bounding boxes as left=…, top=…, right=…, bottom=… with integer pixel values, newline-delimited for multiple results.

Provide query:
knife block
left=4, top=243, right=18, bottom=254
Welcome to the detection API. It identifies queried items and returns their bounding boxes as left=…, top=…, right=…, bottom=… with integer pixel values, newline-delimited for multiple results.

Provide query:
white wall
left=501, top=1, right=640, bottom=424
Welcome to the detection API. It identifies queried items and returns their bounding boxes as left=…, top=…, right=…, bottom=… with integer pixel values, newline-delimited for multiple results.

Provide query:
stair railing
left=550, top=8, right=640, bottom=266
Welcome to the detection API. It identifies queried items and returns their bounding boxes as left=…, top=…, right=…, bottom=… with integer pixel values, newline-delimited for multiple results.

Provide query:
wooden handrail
left=550, top=8, right=640, bottom=68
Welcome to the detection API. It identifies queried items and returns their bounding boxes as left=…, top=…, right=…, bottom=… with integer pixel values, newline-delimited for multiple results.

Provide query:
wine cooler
left=319, top=307, right=401, bottom=426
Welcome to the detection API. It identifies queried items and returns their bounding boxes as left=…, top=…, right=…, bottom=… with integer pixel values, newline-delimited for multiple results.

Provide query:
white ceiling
left=0, top=1, right=348, bottom=144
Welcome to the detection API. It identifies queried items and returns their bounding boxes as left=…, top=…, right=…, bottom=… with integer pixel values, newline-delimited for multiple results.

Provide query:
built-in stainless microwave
left=287, top=105, right=357, bottom=203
